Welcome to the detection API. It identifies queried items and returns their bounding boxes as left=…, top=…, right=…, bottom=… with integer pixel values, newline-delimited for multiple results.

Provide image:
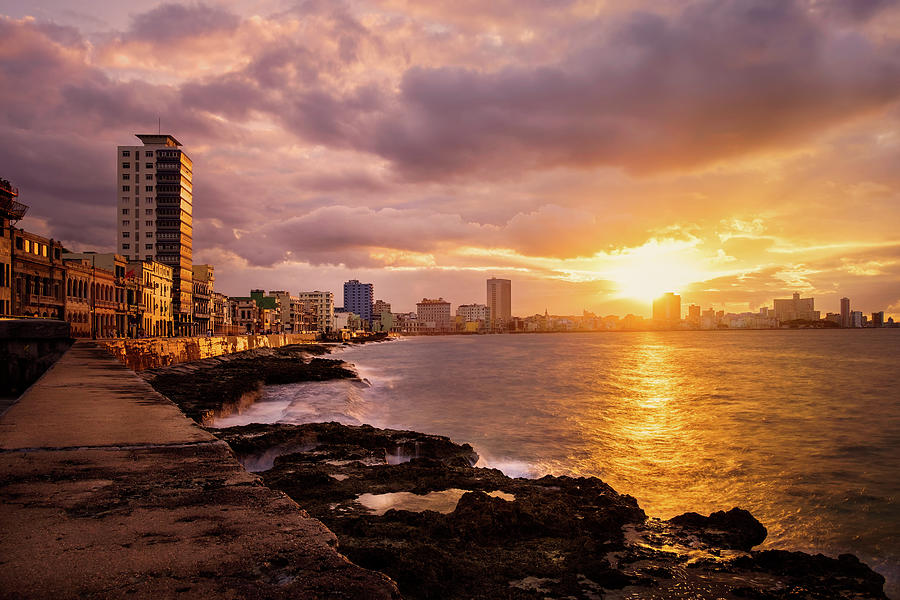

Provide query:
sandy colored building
left=486, top=278, right=511, bottom=330
left=126, top=260, right=173, bottom=337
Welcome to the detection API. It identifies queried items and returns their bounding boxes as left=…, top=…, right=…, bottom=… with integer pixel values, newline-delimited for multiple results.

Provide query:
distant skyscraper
left=840, top=297, right=851, bottom=328
left=872, top=311, right=884, bottom=328
left=343, top=279, right=373, bottom=322
left=486, top=278, right=511, bottom=330
left=117, top=134, right=194, bottom=336
left=652, top=292, right=681, bottom=323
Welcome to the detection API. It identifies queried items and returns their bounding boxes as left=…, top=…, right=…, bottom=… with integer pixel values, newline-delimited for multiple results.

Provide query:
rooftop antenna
left=157, top=116, right=161, bottom=134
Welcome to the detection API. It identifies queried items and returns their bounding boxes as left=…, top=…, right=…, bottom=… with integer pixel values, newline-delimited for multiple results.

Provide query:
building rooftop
left=135, top=134, right=182, bottom=147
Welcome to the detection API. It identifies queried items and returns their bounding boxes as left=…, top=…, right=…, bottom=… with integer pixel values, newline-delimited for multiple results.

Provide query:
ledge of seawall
left=0, top=341, right=399, bottom=599
left=0, top=318, right=72, bottom=400
left=101, top=332, right=319, bottom=371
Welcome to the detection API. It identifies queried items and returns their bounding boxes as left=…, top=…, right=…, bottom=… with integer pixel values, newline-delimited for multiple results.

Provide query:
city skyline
left=1, top=1, right=899, bottom=319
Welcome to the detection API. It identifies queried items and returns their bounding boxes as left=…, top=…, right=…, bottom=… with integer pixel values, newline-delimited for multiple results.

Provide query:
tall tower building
left=840, top=297, right=850, bottom=328
left=486, top=278, right=511, bottom=330
left=117, top=134, right=194, bottom=336
left=343, top=279, right=373, bottom=323
left=652, top=292, right=682, bottom=323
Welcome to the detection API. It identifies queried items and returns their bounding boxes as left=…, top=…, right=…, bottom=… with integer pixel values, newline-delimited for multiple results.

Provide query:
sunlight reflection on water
left=213, top=330, right=900, bottom=595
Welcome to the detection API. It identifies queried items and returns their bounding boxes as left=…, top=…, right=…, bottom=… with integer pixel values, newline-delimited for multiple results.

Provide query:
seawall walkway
left=0, top=341, right=398, bottom=599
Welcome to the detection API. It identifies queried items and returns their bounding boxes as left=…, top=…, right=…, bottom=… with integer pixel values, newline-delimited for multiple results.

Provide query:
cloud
left=127, top=3, right=241, bottom=42
left=371, top=0, right=900, bottom=178
left=2, top=2, right=900, bottom=317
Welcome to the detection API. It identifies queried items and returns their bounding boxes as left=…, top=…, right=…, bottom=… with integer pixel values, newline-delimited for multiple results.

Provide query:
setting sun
left=602, top=240, right=713, bottom=302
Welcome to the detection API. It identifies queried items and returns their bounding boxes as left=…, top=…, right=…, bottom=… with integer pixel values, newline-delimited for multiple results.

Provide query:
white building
left=417, top=298, right=452, bottom=332
left=297, top=290, right=334, bottom=332
left=117, top=134, right=194, bottom=336
left=456, top=303, right=490, bottom=323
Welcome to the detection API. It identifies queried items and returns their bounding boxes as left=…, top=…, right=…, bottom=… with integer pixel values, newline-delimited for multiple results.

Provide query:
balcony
left=0, top=196, right=28, bottom=221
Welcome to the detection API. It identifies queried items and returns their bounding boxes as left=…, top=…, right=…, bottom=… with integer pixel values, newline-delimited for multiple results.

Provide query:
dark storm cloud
left=126, top=2, right=241, bottom=42
left=368, top=0, right=900, bottom=177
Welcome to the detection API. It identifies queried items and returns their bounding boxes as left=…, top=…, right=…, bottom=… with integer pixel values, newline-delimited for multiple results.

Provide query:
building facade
left=231, top=297, right=259, bottom=333
left=126, top=260, right=173, bottom=337
left=1, top=178, right=29, bottom=317
left=840, top=297, right=851, bottom=328
left=10, top=228, right=65, bottom=319
left=456, top=303, right=490, bottom=323
left=192, top=264, right=214, bottom=335
left=117, top=134, right=193, bottom=336
left=652, top=292, right=682, bottom=323
left=417, top=298, right=452, bottom=332
left=486, top=278, right=511, bottom=330
left=343, top=280, right=373, bottom=323
left=772, top=292, right=819, bottom=323
left=65, top=253, right=129, bottom=337
left=298, top=291, right=334, bottom=332
left=63, top=259, right=93, bottom=337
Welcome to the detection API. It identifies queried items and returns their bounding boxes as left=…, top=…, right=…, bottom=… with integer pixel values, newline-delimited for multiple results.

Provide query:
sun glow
left=603, top=239, right=713, bottom=302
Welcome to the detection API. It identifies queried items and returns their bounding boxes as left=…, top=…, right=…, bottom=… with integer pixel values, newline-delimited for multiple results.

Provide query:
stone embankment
left=0, top=319, right=72, bottom=400
left=102, top=332, right=319, bottom=371
left=0, top=341, right=399, bottom=599
left=144, top=347, right=889, bottom=600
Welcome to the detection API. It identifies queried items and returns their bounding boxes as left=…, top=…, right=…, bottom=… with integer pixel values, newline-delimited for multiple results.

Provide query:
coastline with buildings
left=2, top=133, right=896, bottom=598
left=1, top=139, right=895, bottom=341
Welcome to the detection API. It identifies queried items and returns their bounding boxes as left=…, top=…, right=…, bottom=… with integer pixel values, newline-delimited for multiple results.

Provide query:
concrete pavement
left=0, top=341, right=398, bottom=599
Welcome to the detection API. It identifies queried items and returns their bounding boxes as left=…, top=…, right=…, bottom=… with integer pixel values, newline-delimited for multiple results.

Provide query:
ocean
left=213, top=330, right=900, bottom=595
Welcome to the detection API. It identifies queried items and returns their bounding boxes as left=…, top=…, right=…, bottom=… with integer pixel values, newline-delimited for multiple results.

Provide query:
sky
left=1, top=0, right=899, bottom=317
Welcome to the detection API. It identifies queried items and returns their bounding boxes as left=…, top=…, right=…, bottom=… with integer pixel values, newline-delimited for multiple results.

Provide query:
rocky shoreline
left=142, top=344, right=889, bottom=599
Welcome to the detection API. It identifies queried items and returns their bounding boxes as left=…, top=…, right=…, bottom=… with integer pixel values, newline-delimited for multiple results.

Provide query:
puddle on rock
left=356, top=489, right=514, bottom=515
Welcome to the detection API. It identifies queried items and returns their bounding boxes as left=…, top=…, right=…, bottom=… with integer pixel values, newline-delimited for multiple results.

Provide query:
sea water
left=213, top=330, right=900, bottom=594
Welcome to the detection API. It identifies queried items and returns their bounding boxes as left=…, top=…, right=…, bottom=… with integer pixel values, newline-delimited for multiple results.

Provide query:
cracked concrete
left=0, top=342, right=399, bottom=599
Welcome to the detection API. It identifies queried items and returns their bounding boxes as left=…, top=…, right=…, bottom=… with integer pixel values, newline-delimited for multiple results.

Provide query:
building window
left=122, top=150, right=130, bottom=157
left=122, top=163, right=130, bottom=169
left=145, top=151, right=153, bottom=157
left=145, top=220, right=153, bottom=226
left=146, top=256, right=152, bottom=261
left=122, top=185, right=130, bottom=192
left=145, top=174, right=153, bottom=180
left=122, top=220, right=130, bottom=226
left=146, top=198, right=153, bottom=204
left=122, top=174, right=130, bottom=180
left=122, top=209, right=129, bottom=215
left=145, top=244, right=153, bottom=250
left=145, top=209, right=153, bottom=215
left=145, top=186, right=153, bottom=192
left=146, top=232, right=153, bottom=238
left=122, top=244, right=130, bottom=250
left=145, top=163, right=153, bottom=169
left=122, top=232, right=130, bottom=238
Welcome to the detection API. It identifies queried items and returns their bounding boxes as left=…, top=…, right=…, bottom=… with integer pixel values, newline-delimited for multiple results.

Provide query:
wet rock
left=668, top=507, right=768, bottom=550
left=142, top=345, right=356, bottom=423
left=732, top=550, right=888, bottom=599
left=208, top=422, right=887, bottom=600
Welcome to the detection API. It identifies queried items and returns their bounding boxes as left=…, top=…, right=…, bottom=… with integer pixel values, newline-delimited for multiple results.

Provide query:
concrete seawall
left=0, top=341, right=398, bottom=598
left=0, top=319, right=72, bottom=400
left=102, top=332, right=319, bottom=371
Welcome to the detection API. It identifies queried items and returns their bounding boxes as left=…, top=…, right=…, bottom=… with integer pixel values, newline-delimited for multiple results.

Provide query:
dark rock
left=668, top=507, right=768, bottom=550
left=142, top=346, right=358, bottom=423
